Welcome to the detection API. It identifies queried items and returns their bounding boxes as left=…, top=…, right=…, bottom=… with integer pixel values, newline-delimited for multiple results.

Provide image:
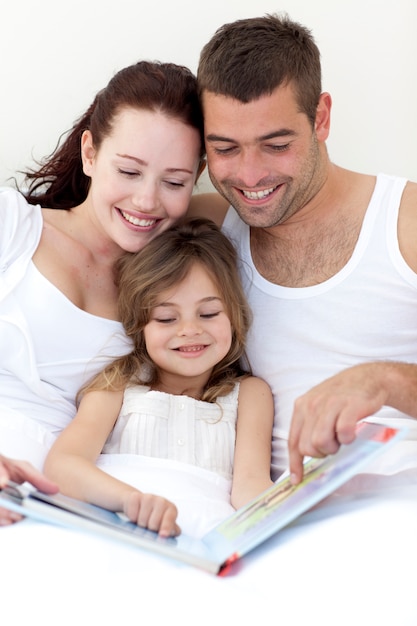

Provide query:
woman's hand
left=0, top=455, right=59, bottom=526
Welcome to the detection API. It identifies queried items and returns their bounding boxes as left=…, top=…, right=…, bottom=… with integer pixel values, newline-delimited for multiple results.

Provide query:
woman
left=0, top=60, right=206, bottom=471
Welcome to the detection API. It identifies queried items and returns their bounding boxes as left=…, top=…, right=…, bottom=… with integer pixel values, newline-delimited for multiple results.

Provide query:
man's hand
left=288, top=364, right=388, bottom=484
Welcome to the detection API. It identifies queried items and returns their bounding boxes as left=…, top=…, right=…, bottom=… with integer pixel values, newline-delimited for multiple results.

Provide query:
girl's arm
left=43, top=390, right=179, bottom=536
left=231, top=377, right=275, bottom=509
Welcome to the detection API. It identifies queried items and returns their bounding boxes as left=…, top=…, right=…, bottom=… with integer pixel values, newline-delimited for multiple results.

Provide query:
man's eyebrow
left=206, top=129, right=296, bottom=143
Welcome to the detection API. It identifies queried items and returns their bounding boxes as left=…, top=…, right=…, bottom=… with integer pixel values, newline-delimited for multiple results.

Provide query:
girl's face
left=81, top=107, right=204, bottom=255
left=144, top=263, right=233, bottom=395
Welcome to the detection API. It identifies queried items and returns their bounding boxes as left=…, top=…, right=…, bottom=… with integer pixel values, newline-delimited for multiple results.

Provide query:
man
left=192, top=13, right=417, bottom=482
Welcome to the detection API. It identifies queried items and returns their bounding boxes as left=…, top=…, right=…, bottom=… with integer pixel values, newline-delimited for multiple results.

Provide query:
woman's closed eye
left=164, top=180, right=185, bottom=188
left=117, top=167, right=140, bottom=178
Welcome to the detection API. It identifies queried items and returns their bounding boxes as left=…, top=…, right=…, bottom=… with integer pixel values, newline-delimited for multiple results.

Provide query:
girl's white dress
left=103, top=383, right=239, bottom=480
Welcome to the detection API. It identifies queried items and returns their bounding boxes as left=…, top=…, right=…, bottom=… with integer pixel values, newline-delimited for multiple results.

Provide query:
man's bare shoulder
left=188, top=192, right=229, bottom=226
left=399, top=179, right=417, bottom=219
left=396, top=179, right=417, bottom=271
left=403, top=179, right=417, bottom=202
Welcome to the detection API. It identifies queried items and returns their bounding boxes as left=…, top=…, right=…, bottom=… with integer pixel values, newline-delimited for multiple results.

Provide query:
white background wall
left=1, top=0, right=416, bottom=192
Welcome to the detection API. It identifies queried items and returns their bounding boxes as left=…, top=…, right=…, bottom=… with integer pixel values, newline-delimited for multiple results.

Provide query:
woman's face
left=82, top=107, right=204, bottom=254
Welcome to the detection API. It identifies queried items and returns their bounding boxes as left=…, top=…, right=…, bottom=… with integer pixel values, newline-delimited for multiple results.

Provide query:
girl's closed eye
left=153, top=316, right=177, bottom=324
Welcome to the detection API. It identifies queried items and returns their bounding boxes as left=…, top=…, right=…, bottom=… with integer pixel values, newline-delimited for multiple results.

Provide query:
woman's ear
left=80, top=130, right=96, bottom=176
left=315, top=92, right=332, bottom=142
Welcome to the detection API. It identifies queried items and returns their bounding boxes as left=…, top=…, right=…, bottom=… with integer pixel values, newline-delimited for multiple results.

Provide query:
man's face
left=203, top=83, right=329, bottom=229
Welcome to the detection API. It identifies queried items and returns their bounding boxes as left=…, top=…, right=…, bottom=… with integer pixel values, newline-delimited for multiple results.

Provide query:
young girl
left=44, top=219, right=274, bottom=537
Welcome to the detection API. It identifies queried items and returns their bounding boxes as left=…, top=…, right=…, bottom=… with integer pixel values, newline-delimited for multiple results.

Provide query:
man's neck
left=249, top=168, right=376, bottom=287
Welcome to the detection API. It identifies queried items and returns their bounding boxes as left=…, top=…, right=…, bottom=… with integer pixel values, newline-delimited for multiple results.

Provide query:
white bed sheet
left=1, top=476, right=417, bottom=626
left=1, top=411, right=417, bottom=625
left=1, top=455, right=417, bottom=626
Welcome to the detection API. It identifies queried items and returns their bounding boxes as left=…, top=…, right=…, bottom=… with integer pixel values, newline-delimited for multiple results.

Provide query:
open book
left=0, top=422, right=404, bottom=575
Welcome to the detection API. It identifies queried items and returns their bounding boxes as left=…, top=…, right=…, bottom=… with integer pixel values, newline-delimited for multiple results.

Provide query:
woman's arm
left=231, top=377, right=274, bottom=509
left=44, top=389, right=179, bottom=536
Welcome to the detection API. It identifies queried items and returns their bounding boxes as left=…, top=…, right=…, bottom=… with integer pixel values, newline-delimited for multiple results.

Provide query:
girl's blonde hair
left=81, top=218, right=252, bottom=402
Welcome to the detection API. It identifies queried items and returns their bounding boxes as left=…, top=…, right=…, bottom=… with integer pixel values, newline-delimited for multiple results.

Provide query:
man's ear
left=80, top=130, right=96, bottom=176
left=195, top=158, right=207, bottom=183
left=315, top=92, right=332, bottom=141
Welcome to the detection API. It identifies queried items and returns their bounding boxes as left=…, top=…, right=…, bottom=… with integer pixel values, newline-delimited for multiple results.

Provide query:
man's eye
left=268, top=143, right=290, bottom=152
left=213, top=146, right=236, bottom=155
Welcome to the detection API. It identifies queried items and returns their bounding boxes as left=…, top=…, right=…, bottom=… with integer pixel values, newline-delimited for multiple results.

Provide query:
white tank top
left=6, top=262, right=130, bottom=431
left=0, top=188, right=132, bottom=433
left=223, top=173, right=417, bottom=478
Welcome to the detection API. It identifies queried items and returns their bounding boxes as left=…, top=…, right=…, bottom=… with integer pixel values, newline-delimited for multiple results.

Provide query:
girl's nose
left=178, top=319, right=202, bottom=336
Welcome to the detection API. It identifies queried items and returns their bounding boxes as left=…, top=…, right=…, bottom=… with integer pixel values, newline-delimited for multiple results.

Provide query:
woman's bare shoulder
left=188, top=192, right=229, bottom=226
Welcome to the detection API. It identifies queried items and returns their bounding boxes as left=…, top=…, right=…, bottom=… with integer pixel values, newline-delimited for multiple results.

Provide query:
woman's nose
left=131, top=181, right=158, bottom=212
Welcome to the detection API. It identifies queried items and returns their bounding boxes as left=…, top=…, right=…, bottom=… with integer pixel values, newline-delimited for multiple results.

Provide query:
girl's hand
left=123, top=490, right=180, bottom=537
